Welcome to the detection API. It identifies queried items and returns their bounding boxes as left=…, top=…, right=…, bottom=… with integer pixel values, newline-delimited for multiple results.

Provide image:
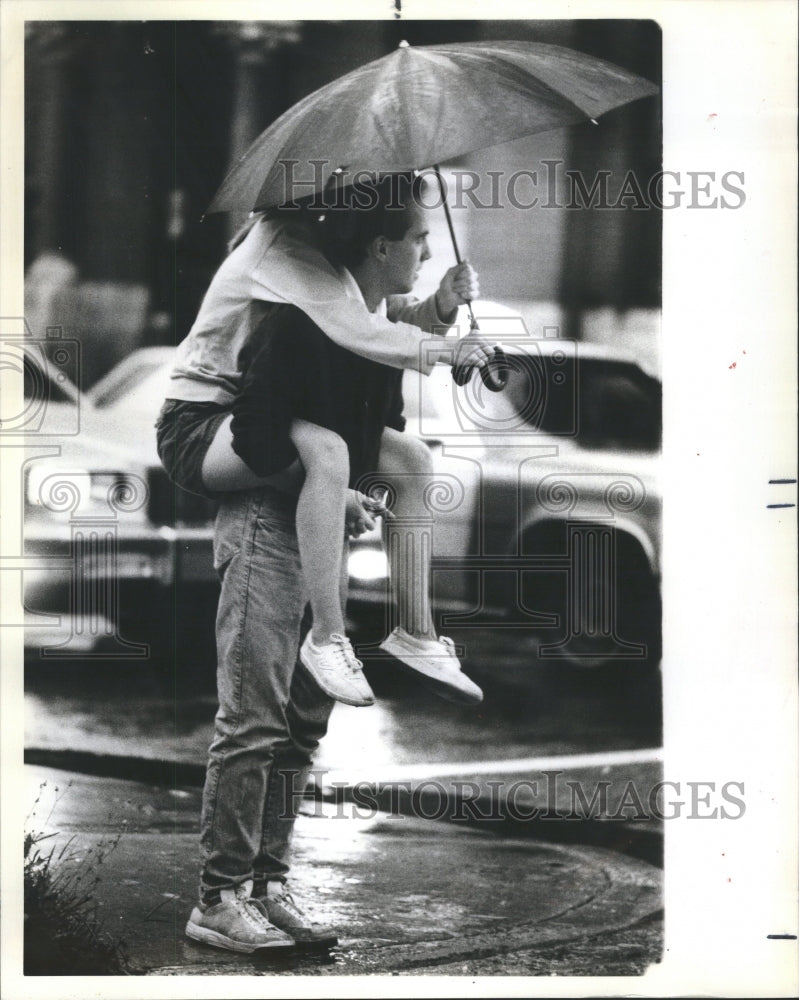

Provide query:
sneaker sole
left=290, top=933, right=339, bottom=951
left=185, top=921, right=296, bottom=954
left=378, top=641, right=483, bottom=705
left=299, top=649, right=374, bottom=707
left=417, top=671, right=483, bottom=705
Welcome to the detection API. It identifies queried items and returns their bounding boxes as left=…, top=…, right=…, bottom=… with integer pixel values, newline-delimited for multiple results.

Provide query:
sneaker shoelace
left=328, top=633, right=365, bottom=675
left=271, top=888, right=305, bottom=920
left=233, top=886, right=277, bottom=933
left=438, top=636, right=458, bottom=658
left=436, top=636, right=466, bottom=674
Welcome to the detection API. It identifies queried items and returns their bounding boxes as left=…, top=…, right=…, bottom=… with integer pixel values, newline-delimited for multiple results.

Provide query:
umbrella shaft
left=434, top=164, right=462, bottom=265
left=433, top=164, right=476, bottom=327
left=433, top=166, right=506, bottom=391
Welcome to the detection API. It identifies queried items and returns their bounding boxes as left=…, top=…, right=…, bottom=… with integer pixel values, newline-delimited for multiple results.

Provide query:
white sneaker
left=261, top=881, right=339, bottom=951
left=185, top=880, right=296, bottom=954
left=300, top=632, right=375, bottom=707
left=379, top=627, right=483, bottom=705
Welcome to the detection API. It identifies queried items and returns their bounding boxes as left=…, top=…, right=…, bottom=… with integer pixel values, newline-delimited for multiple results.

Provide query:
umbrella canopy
left=208, top=40, right=658, bottom=213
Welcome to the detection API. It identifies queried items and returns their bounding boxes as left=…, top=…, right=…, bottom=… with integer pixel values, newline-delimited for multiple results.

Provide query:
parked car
left=348, top=311, right=661, bottom=670
left=22, top=344, right=217, bottom=661
left=22, top=308, right=661, bottom=671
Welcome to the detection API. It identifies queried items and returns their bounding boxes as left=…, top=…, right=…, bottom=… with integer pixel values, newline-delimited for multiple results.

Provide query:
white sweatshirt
left=168, top=215, right=453, bottom=405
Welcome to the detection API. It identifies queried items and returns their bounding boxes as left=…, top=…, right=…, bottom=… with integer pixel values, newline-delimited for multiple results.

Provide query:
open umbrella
left=208, top=40, right=658, bottom=388
left=209, top=40, right=658, bottom=213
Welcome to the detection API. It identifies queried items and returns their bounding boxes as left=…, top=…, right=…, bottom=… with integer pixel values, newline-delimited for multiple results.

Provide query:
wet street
left=25, top=620, right=662, bottom=774
left=22, top=618, right=664, bottom=977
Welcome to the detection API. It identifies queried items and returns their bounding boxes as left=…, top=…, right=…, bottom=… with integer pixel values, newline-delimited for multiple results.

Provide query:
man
left=185, top=174, right=488, bottom=954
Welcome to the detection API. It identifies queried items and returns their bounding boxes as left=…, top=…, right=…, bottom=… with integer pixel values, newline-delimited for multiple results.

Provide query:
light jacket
left=168, top=215, right=454, bottom=404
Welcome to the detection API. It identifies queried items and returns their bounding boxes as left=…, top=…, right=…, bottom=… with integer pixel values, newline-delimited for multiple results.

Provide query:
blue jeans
left=199, top=487, right=336, bottom=903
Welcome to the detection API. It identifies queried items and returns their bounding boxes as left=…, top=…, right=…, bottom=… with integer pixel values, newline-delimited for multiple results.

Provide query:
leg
left=199, top=490, right=308, bottom=902
left=253, top=546, right=347, bottom=950
left=254, top=603, right=336, bottom=888
left=256, top=532, right=348, bottom=880
left=377, top=430, right=483, bottom=706
left=203, top=414, right=349, bottom=644
left=378, top=427, right=436, bottom=640
left=201, top=414, right=305, bottom=494
left=289, top=420, right=349, bottom=644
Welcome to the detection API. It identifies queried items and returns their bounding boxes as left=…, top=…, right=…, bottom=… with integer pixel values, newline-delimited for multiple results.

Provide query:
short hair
left=316, top=173, right=425, bottom=270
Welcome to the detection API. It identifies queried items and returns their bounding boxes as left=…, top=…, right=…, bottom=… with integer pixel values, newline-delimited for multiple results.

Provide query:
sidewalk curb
left=25, top=747, right=664, bottom=864
left=25, top=766, right=664, bottom=977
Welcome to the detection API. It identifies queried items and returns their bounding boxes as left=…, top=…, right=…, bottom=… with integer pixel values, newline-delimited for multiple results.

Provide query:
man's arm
left=387, top=261, right=480, bottom=332
left=389, top=263, right=497, bottom=374
left=250, top=220, right=439, bottom=375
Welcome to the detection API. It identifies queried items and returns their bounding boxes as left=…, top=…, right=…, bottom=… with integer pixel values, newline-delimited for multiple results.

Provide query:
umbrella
left=209, top=40, right=658, bottom=213
left=208, top=40, right=658, bottom=389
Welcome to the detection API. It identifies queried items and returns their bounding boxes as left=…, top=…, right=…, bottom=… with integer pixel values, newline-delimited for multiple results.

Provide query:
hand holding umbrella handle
left=434, top=163, right=508, bottom=391
left=452, top=328, right=509, bottom=391
left=481, top=342, right=509, bottom=392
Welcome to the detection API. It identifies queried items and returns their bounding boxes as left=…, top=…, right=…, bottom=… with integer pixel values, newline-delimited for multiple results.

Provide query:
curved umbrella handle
left=432, top=165, right=509, bottom=391
left=452, top=344, right=509, bottom=391
left=481, top=344, right=509, bottom=392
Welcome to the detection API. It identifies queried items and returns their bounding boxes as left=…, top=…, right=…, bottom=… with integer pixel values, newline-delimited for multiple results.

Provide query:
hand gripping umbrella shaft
left=433, top=165, right=508, bottom=392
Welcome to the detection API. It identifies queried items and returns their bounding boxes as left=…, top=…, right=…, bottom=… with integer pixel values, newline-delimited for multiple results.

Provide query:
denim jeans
left=199, top=486, right=336, bottom=903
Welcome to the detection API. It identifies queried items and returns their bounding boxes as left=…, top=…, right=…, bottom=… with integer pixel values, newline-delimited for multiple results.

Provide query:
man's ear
left=370, top=234, right=388, bottom=262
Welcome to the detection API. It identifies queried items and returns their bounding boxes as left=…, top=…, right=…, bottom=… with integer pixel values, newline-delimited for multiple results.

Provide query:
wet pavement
left=25, top=766, right=663, bottom=977
left=25, top=622, right=662, bottom=769
left=22, top=623, right=664, bottom=977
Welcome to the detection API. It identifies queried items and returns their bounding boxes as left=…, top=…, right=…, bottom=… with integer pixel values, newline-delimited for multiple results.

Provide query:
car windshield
left=504, top=355, right=661, bottom=452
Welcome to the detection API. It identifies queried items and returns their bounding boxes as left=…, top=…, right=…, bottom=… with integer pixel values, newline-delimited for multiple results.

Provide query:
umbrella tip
left=590, top=118, right=599, bottom=125
left=398, top=39, right=410, bottom=48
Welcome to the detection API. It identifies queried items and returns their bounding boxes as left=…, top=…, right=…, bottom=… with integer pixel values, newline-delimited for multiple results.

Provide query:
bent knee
left=292, top=423, right=349, bottom=482
left=388, top=433, right=434, bottom=475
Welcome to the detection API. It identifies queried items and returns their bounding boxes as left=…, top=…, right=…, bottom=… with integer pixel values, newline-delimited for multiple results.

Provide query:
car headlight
left=26, top=465, right=90, bottom=509
left=347, top=547, right=388, bottom=581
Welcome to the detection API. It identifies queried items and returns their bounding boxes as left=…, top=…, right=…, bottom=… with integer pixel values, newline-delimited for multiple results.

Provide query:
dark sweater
left=231, top=302, right=405, bottom=486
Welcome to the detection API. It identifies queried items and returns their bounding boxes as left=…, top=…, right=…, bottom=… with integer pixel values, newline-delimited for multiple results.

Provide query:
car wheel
left=516, top=522, right=661, bottom=671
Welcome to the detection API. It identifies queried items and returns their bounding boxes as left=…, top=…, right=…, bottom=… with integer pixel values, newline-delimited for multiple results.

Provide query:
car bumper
left=22, top=522, right=215, bottom=615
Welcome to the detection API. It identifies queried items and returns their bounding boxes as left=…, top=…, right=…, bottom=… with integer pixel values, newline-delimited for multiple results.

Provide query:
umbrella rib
left=413, top=45, right=607, bottom=122
left=399, top=48, right=588, bottom=169
left=430, top=40, right=658, bottom=112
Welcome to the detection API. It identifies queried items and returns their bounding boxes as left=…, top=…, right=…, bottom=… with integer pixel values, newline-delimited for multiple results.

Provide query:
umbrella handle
left=434, top=164, right=508, bottom=392
left=452, top=339, right=510, bottom=392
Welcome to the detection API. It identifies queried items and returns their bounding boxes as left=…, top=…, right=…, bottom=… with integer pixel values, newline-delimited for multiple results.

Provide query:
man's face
left=382, top=201, right=431, bottom=296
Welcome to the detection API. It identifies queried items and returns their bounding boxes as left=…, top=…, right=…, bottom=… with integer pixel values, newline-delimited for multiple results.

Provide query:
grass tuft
left=24, top=783, right=129, bottom=976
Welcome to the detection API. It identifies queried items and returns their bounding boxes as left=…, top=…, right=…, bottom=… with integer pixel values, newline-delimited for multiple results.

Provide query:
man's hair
left=316, top=172, right=425, bottom=270
left=226, top=172, right=425, bottom=264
